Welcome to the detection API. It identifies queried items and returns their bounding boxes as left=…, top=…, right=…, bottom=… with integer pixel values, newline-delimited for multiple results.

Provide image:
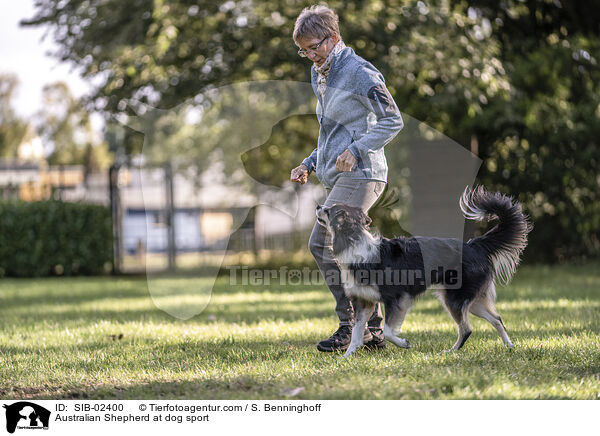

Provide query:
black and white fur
left=316, top=186, right=532, bottom=357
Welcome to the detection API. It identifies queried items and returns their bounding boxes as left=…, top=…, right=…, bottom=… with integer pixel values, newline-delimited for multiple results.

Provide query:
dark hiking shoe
left=317, top=325, right=352, bottom=352
left=317, top=325, right=375, bottom=352
left=363, top=328, right=386, bottom=350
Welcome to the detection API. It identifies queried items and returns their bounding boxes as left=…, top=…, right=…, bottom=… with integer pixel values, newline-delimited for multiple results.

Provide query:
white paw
left=384, top=336, right=411, bottom=349
left=344, top=346, right=359, bottom=357
left=398, top=338, right=411, bottom=349
left=506, top=342, right=515, bottom=348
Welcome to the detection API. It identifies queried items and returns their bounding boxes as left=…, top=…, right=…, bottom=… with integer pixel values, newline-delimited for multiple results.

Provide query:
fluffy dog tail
left=460, top=186, right=533, bottom=284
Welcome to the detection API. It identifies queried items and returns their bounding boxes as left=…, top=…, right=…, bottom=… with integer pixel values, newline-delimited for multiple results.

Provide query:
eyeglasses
left=297, top=35, right=330, bottom=57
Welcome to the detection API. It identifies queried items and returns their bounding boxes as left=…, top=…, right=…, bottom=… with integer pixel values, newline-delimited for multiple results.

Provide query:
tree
left=0, top=74, right=28, bottom=158
left=466, top=1, right=600, bottom=261
left=36, top=81, right=113, bottom=173
left=22, top=0, right=501, bottom=182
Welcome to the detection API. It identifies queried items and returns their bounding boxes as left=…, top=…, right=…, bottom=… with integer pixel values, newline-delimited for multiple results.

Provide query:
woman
left=290, top=5, right=404, bottom=352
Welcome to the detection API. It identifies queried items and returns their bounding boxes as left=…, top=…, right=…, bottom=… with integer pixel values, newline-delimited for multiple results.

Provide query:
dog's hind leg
left=383, top=295, right=412, bottom=349
left=470, top=283, right=514, bottom=348
left=441, top=292, right=473, bottom=352
left=344, top=299, right=375, bottom=357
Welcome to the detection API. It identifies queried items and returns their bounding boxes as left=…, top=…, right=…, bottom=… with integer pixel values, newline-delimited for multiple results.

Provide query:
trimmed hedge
left=0, top=200, right=113, bottom=277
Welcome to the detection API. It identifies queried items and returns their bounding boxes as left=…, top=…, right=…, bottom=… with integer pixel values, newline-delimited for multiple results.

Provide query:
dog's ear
left=332, top=207, right=348, bottom=226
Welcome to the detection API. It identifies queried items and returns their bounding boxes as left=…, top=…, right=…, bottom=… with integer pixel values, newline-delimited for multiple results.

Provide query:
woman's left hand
left=335, top=149, right=357, bottom=172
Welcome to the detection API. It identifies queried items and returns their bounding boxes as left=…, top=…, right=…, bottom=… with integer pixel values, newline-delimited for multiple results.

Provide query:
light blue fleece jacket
left=301, top=46, right=404, bottom=189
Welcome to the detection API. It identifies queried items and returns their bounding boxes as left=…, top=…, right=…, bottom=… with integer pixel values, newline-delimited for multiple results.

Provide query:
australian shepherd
left=316, top=186, right=532, bottom=357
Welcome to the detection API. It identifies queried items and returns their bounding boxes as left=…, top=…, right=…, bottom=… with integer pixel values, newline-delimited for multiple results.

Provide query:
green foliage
left=0, top=201, right=113, bottom=277
left=469, top=2, right=600, bottom=262
left=21, top=0, right=309, bottom=112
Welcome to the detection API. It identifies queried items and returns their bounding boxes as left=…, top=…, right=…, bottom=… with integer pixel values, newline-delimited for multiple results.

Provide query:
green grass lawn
left=1, top=263, right=599, bottom=399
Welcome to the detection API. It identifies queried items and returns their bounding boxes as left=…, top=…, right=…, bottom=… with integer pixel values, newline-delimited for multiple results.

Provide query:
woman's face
left=296, top=33, right=339, bottom=66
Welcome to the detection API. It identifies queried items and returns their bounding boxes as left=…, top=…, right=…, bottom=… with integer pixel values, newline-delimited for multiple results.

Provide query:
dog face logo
left=3, top=402, right=50, bottom=433
left=118, top=79, right=481, bottom=318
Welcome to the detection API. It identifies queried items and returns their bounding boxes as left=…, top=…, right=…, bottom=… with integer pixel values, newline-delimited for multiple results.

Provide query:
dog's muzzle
left=316, top=205, right=328, bottom=226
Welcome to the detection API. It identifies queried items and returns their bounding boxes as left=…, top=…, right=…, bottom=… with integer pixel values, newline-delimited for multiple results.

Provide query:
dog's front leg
left=344, top=299, right=375, bottom=357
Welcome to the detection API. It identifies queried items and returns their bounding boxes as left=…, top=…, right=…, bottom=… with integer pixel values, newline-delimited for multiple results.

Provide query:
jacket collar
left=311, top=44, right=354, bottom=79
left=314, top=40, right=346, bottom=77
left=328, top=44, right=354, bottom=74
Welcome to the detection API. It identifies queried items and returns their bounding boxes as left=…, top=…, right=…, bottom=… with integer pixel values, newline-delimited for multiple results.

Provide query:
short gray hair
left=293, top=5, right=340, bottom=43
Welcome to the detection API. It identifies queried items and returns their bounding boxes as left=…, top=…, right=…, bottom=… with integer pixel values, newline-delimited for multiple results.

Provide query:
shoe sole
left=316, top=343, right=349, bottom=352
left=316, top=340, right=386, bottom=352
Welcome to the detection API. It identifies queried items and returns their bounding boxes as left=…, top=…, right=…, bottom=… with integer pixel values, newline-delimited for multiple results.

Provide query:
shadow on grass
left=1, top=304, right=336, bottom=326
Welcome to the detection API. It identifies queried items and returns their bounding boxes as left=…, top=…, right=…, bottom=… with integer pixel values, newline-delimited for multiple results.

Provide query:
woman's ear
left=364, top=214, right=372, bottom=227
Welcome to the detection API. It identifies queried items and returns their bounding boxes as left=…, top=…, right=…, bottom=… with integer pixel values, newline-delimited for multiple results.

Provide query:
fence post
left=109, top=164, right=122, bottom=274
left=164, top=162, right=176, bottom=271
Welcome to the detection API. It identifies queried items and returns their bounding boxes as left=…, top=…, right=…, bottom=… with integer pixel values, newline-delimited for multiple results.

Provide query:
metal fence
left=108, top=163, right=318, bottom=273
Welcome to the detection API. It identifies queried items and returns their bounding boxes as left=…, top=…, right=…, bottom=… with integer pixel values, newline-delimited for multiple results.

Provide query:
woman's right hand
left=290, top=164, right=309, bottom=184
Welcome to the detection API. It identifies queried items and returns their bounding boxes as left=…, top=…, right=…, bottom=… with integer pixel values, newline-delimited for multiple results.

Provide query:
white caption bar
left=0, top=400, right=597, bottom=436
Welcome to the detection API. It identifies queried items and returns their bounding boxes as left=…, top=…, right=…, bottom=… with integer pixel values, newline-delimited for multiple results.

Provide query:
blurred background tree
left=467, top=0, right=600, bottom=262
left=0, top=74, right=29, bottom=158
left=36, top=81, right=111, bottom=174
left=21, top=0, right=600, bottom=262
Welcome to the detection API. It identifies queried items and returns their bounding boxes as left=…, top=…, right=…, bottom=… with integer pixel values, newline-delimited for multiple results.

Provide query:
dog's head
left=316, top=203, right=372, bottom=239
